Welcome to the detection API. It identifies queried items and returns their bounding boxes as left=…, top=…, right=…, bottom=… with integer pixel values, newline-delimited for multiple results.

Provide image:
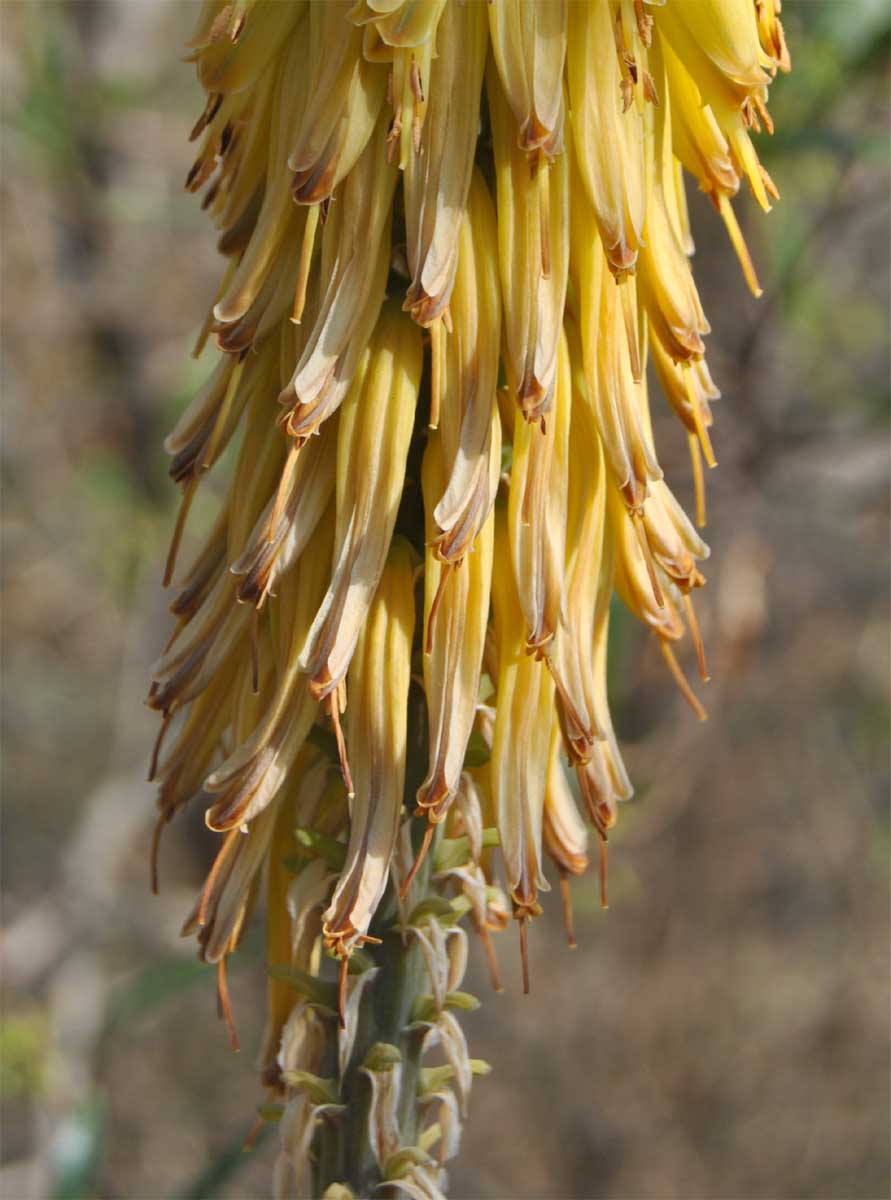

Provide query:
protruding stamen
left=631, top=509, right=664, bottom=608
left=619, top=278, right=642, bottom=382
left=425, top=564, right=452, bottom=655
left=201, top=354, right=246, bottom=471
left=269, top=439, right=300, bottom=543
left=399, top=821, right=434, bottom=900
left=409, top=56, right=424, bottom=104
left=217, top=957, right=240, bottom=1052
left=429, top=318, right=443, bottom=429
left=328, top=693, right=354, bottom=798
left=149, top=811, right=167, bottom=896
left=519, top=917, right=530, bottom=995
left=682, top=591, right=711, bottom=682
left=598, top=837, right=609, bottom=910
left=291, top=203, right=320, bottom=325
left=337, top=954, right=348, bottom=1030
left=538, top=158, right=551, bottom=279
left=689, top=432, right=707, bottom=528
left=163, top=479, right=198, bottom=588
left=241, top=1112, right=265, bottom=1154
left=684, top=367, right=717, bottom=469
left=718, top=194, right=763, bottom=299
left=250, top=607, right=260, bottom=695
left=659, top=638, right=708, bottom=722
left=198, top=829, right=239, bottom=927
left=478, top=923, right=504, bottom=993
left=558, top=871, right=577, bottom=948
left=148, top=712, right=172, bottom=782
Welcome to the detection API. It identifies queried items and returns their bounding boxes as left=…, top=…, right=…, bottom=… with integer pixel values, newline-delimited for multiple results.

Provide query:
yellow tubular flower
left=507, top=327, right=571, bottom=655
left=288, top=2, right=386, bottom=204
left=567, top=0, right=646, bottom=277
left=323, top=540, right=414, bottom=961
left=152, top=2, right=790, bottom=1185
left=488, top=0, right=567, bottom=159
left=402, top=0, right=487, bottom=327
left=429, top=171, right=502, bottom=566
left=490, top=508, right=553, bottom=985
left=419, top=433, right=494, bottom=823
left=490, top=61, right=569, bottom=421
left=549, top=333, right=608, bottom=762
left=296, top=303, right=421, bottom=703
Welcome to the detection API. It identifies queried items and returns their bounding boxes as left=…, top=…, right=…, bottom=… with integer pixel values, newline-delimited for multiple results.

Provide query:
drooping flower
left=151, top=1, right=789, bottom=1192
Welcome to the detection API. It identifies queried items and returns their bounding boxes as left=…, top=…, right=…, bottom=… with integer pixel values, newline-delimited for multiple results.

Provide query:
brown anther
left=634, top=0, right=653, bottom=47
left=753, top=94, right=774, bottom=135
left=409, top=57, right=424, bottom=104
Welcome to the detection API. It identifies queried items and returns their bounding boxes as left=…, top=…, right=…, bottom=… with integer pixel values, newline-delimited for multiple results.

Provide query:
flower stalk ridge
left=150, top=2, right=789, bottom=1193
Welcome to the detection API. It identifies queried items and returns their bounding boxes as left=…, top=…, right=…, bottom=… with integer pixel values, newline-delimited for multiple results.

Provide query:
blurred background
left=1, top=2, right=888, bottom=1198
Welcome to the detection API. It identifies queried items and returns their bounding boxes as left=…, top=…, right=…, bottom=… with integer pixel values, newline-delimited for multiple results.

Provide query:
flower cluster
left=149, top=1, right=788, bottom=1192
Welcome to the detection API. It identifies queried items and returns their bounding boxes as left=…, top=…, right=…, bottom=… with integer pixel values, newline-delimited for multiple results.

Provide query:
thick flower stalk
left=150, top=2, right=789, bottom=1194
